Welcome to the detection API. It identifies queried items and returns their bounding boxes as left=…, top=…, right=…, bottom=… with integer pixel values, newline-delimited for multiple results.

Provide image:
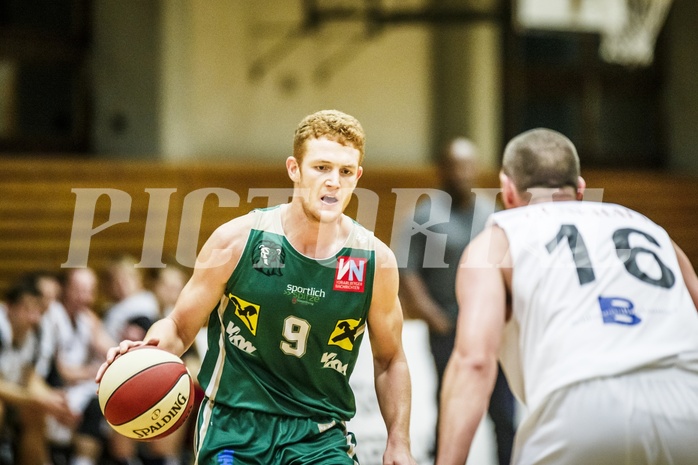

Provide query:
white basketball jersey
left=0, top=305, right=40, bottom=385
left=47, top=302, right=94, bottom=367
left=492, top=201, right=698, bottom=411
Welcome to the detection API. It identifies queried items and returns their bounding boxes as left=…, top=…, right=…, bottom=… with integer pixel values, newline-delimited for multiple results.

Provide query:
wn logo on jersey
left=598, top=296, right=641, bottom=326
left=228, top=293, right=260, bottom=335
left=328, top=319, right=365, bottom=351
left=252, top=238, right=285, bottom=276
left=333, top=256, right=366, bottom=292
left=321, top=352, right=348, bottom=375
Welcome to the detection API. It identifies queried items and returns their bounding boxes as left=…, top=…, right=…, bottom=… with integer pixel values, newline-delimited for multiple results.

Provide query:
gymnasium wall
left=87, top=0, right=698, bottom=174
left=1, top=158, right=696, bottom=298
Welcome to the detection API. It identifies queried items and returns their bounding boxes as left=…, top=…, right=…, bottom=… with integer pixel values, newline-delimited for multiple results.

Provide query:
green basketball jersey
left=197, top=206, right=376, bottom=422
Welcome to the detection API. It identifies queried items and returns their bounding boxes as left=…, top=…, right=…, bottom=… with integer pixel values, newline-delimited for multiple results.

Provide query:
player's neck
left=527, top=189, right=577, bottom=205
left=281, top=204, right=349, bottom=259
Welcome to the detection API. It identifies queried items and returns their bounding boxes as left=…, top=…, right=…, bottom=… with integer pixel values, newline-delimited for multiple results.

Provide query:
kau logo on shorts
left=333, top=256, right=367, bottom=292
left=216, top=450, right=234, bottom=464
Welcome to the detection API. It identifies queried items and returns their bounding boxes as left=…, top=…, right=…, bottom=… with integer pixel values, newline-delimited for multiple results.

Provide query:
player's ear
left=286, top=156, right=300, bottom=183
left=576, top=176, right=586, bottom=201
left=499, top=171, right=517, bottom=208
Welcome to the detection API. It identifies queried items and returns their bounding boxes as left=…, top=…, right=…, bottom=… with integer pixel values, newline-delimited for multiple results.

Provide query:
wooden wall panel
left=0, top=158, right=695, bottom=299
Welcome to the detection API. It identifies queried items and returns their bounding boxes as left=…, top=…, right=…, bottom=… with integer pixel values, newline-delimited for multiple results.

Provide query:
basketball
left=98, top=346, right=195, bottom=441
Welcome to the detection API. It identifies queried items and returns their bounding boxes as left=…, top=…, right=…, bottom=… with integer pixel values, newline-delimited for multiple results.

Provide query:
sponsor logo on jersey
left=228, top=293, right=260, bottom=335
left=226, top=320, right=257, bottom=354
left=252, top=238, right=285, bottom=276
left=321, top=352, right=348, bottom=375
left=284, top=284, right=326, bottom=306
left=598, top=296, right=641, bottom=325
left=216, top=450, right=234, bottom=465
left=328, top=319, right=365, bottom=351
left=333, top=256, right=367, bottom=292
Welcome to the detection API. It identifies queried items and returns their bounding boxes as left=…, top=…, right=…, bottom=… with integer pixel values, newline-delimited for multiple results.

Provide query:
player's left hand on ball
left=95, top=338, right=160, bottom=384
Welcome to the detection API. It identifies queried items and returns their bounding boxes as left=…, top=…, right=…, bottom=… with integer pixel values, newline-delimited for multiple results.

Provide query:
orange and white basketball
left=98, top=346, right=195, bottom=441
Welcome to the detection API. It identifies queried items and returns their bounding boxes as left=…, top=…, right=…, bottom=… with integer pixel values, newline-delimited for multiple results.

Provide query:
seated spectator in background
left=150, top=265, right=202, bottom=465
left=149, top=265, right=206, bottom=372
left=29, top=271, right=62, bottom=312
left=22, top=271, right=64, bottom=388
left=0, top=279, right=77, bottom=465
left=104, top=261, right=190, bottom=465
left=101, top=256, right=160, bottom=343
left=149, top=265, right=187, bottom=318
left=45, top=267, right=115, bottom=465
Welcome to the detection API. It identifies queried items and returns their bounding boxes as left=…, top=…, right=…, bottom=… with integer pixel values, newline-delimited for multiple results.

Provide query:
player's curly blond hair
left=293, top=110, right=365, bottom=165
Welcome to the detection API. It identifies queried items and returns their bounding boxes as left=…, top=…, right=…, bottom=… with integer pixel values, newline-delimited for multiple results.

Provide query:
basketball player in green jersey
left=97, top=110, right=417, bottom=465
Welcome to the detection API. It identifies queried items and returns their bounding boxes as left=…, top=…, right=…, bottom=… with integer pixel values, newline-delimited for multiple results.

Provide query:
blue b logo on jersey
left=598, top=296, right=641, bottom=326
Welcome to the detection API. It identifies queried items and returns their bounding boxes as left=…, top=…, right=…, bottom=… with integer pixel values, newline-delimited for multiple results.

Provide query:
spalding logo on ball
left=98, top=346, right=195, bottom=440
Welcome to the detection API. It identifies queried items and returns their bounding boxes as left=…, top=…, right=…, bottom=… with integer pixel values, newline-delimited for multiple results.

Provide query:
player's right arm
left=436, top=225, right=510, bottom=465
left=96, top=213, right=256, bottom=383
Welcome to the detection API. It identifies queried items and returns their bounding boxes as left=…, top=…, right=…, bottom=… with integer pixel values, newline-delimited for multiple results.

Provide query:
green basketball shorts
left=193, top=398, right=360, bottom=465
